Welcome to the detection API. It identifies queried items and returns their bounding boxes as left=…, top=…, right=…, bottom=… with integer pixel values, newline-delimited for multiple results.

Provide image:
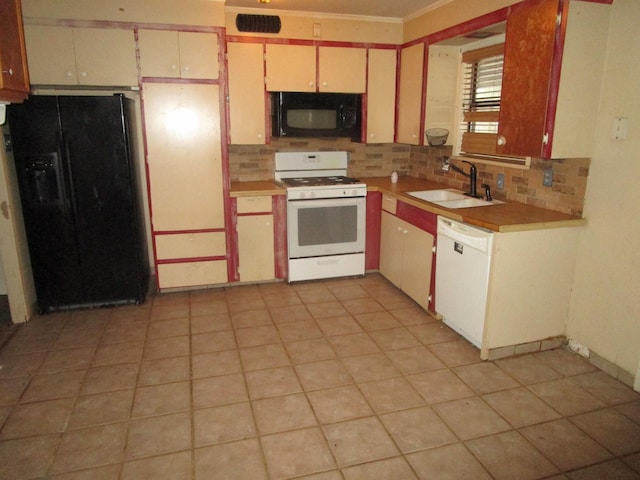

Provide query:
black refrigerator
left=7, top=95, right=149, bottom=313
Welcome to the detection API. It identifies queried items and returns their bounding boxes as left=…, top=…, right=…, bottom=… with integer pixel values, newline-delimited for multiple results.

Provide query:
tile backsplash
left=229, top=139, right=588, bottom=216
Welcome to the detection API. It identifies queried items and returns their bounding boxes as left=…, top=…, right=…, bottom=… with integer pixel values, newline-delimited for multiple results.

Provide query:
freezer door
left=8, top=96, right=84, bottom=310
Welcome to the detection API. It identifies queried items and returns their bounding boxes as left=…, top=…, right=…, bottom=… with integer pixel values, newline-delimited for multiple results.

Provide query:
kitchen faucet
left=442, top=157, right=482, bottom=198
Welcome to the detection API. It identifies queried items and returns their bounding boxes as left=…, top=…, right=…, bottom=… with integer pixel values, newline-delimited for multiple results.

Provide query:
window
left=459, top=43, right=503, bottom=156
left=456, top=42, right=530, bottom=167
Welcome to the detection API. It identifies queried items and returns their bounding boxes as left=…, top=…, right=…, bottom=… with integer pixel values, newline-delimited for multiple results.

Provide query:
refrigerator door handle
left=61, top=134, right=79, bottom=220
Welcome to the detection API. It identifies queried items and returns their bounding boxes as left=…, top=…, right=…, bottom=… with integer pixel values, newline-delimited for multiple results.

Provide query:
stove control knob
left=309, top=191, right=316, bottom=199
left=298, top=192, right=305, bottom=199
left=351, top=189, right=358, bottom=196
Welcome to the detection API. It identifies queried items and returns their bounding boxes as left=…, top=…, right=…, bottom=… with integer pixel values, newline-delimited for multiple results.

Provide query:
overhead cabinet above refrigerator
left=8, top=95, right=149, bottom=313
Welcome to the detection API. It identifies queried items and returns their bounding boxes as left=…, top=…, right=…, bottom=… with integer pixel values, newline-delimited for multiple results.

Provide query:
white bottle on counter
left=391, top=171, right=398, bottom=183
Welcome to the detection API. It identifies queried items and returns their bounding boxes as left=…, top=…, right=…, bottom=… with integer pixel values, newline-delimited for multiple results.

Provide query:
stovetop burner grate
left=280, top=175, right=361, bottom=187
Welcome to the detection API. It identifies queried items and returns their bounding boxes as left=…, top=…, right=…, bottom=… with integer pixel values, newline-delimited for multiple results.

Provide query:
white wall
left=567, top=0, right=640, bottom=386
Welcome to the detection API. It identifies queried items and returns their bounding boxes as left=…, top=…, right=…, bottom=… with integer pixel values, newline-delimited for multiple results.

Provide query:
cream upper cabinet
left=227, top=42, right=266, bottom=144
left=265, top=44, right=316, bottom=92
left=143, top=82, right=224, bottom=231
left=366, top=48, right=397, bottom=143
left=24, top=25, right=137, bottom=86
left=318, top=46, right=366, bottom=93
left=396, top=43, right=425, bottom=145
left=138, top=30, right=219, bottom=79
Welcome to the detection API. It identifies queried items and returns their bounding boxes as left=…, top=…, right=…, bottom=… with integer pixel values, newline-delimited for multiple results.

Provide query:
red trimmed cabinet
left=378, top=194, right=437, bottom=313
left=497, top=0, right=611, bottom=158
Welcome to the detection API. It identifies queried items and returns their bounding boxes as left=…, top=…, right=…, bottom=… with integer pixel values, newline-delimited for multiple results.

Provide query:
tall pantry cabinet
left=139, top=29, right=228, bottom=290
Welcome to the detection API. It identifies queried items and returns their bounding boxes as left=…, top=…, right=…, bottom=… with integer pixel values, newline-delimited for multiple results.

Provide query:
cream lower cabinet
left=24, top=25, right=137, bottom=86
left=143, top=81, right=227, bottom=289
left=379, top=210, right=434, bottom=310
left=237, top=196, right=275, bottom=282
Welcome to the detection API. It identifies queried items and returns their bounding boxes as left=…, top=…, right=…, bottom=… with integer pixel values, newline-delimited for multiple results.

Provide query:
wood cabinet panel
left=237, top=195, right=272, bottom=214
left=0, top=0, right=29, bottom=101
left=24, top=26, right=76, bottom=84
left=227, top=42, right=266, bottom=144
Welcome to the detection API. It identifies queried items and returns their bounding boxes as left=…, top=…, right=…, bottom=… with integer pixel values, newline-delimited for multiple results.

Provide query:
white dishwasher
left=435, top=216, right=493, bottom=348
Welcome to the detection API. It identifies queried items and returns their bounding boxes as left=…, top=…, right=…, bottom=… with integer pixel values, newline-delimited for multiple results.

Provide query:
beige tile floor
left=1, top=273, right=639, bottom=479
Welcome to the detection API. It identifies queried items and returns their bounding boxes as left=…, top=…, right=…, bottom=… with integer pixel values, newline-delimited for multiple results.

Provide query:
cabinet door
left=366, top=49, right=397, bottom=143
left=143, top=82, right=224, bottom=231
left=397, top=43, right=425, bottom=145
left=138, top=30, right=181, bottom=78
left=73, top=28, right=137, bottom=86
left=228, top=42, right=266, bottom=144
left=379, top=211, right=404, bottom=288
left=24, top=25, right=77, bottom=85
left=265, top=44, right=316, bottom=92
left=178, top=32, right=219, bottom=80
left=401, top=223, right=433, bottom=311
left=497, top=0, right=559, bottom=157
left=424, top=45, right=459, bottom=141
left=238, top=214, right=275, bottom=282
left=318, top=46, right=366, bottom=93
left=0, top=0, right=29, bottom=100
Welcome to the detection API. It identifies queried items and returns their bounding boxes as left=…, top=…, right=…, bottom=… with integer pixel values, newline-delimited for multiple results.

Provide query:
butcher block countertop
left=230, top=177, right=585, bottom=233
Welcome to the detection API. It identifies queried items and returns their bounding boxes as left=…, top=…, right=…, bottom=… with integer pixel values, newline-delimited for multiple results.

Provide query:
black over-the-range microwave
left=271, top=92, right=362, bottom=139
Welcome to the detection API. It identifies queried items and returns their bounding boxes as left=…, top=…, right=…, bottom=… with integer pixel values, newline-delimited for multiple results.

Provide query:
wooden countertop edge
left=229, top=177, right=585, bottom=232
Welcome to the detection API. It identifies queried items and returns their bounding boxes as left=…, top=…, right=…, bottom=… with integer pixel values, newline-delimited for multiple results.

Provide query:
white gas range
left=275, top=151, right=367, bottom=282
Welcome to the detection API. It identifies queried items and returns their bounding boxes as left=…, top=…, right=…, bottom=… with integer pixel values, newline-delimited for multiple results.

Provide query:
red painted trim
left=140, top=77, right=220, bottom=85
left=226, top=35, right=398, bottom=50
left=396, top=201, right=437, bottom=234
left=25, top=17, right=224, bottom=34
left=419, top=44, right=429, bottom=146
left=237, top=211, right=272, bottom=217
left=542, top=0, right=569, bottom=158
left=365, top=192, right=381, bottom=270
left=360, top=48, right=369, bottom=143
left=157, top=256, right=227, bottom=265
left=154, top=228, right=225, bottom=235
left=228, top=197, right=240, bottom=283
left=273, top=196, right=288, bottom=279
left=217, top=29, right=236, bottom=285
left=393, top=47, right=402, bottom=143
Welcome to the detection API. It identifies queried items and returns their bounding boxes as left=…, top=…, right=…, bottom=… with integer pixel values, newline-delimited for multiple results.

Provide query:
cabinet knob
left=65, top=71, right=73, bottom=77
left=2, top=68, right=14, bottom=76
left=257, top=133, right=263, bottom=139
left=171, top=65, right=178, bottom=71
left=322, top=81, right=327, bottom=87
left=308, top=81, right=314, bottom=87
left=369, top=133, right=375, bottom=138
left=80, top=71, right=87, bottom=77
left=497, top=135, right=507, bottom=146
left=183, top=65, right=190, bottom=72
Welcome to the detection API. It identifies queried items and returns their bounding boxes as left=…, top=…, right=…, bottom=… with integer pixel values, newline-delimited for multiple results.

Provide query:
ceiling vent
left=236, top=14, right=281, bottom=34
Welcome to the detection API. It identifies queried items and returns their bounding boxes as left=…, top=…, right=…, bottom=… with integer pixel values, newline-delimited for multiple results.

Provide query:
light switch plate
left=612, top=117, right=628, bottom=140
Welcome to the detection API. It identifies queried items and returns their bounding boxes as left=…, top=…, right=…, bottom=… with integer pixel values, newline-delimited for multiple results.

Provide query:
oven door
left=287, top=196, right=366, bottom=259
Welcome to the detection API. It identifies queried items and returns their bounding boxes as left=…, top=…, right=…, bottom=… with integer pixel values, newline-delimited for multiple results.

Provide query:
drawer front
left=382, top=194, right=397, bottom=214
left=237, top=196, right=272, bottom=214
left=158, top=260, right=228, bottom=289
left=155, top=232, right=226, bottom=260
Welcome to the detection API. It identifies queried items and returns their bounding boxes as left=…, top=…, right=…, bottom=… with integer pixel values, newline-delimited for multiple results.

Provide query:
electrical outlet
left=496, top=173, right=504, bottom=189
left=543, top=168, right=553, bottom=187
